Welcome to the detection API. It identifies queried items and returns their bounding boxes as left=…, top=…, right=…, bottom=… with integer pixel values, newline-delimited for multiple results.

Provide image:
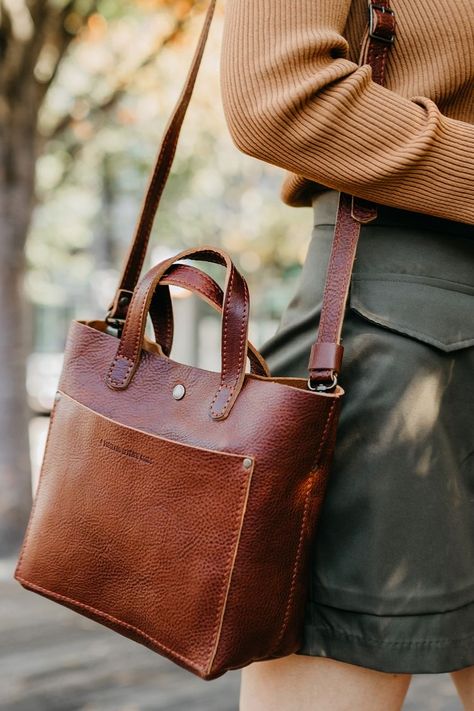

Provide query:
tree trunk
left=0, top=106, right=37, bottom=556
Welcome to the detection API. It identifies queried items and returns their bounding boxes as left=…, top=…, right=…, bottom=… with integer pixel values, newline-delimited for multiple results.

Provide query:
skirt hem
left=298, top=597, right=474, bottom=673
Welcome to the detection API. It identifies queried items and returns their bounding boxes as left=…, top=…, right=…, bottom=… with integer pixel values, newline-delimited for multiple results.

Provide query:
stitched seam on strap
left=167, top=275, right=222, bottom=304
left=189, top=270, right=222, bottom=301
left=210, top=272, right=248, bottom=418
left=130, top=284, right=152, bottom=363
left=121, top=3, right=216, bottom=290
left=135, top=2, right=216, bottom=277
left=126, top=121, right=181, bottom=287
left=163, top=291, right=173, bottom=352
left=113, top=277, right=154, bottom=386
left=150, top=286, right=173, bottom=351
left=167, top=274, right=267, bottom=374
left=136, top=129, right=180, bottom=277
left=221, top=266, right=233, bottom=382
left=209, top=267, right=235, bottom=415
left=106, top=355, right=134, bottom=387
left=368, top=41, right=389, bottom=84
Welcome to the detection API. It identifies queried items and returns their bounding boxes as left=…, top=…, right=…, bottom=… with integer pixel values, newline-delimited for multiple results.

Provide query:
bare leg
left=451, top=667, right=474, bottom=711
left=239, top=654, right=411, bottom=711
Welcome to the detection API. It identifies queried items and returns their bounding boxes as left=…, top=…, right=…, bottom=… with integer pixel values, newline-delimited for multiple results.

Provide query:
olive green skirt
left=259, top=190, right=474, bottom=674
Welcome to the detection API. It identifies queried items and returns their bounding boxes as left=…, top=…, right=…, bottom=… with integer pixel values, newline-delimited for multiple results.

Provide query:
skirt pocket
left=349, top=272, right=474, bottom=352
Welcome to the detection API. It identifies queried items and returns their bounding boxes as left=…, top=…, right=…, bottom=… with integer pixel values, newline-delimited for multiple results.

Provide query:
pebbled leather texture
left=16, top=392, right=254, bottom=677
left=16, top=318, right=342, bottom=679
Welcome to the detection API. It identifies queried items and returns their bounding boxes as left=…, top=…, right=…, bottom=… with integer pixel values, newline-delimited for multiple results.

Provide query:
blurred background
left=0, top=1, right=464, bottom=708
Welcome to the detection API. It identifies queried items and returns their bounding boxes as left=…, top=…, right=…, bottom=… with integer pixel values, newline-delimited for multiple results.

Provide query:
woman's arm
left=220, top=0, right=474, bottom=225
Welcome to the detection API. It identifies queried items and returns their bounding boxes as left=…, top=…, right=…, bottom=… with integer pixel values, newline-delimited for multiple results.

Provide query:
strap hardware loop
left=369, top=3, right=396, bottom=44
left=307, top=374, right=338, bottom=393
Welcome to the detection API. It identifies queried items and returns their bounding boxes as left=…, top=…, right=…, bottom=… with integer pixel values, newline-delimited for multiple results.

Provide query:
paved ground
left=0, top=559, right=463, bottom=711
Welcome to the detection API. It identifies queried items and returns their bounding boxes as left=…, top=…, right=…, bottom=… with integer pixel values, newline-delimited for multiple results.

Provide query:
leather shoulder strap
left=108, top=0, right=218, bottom=324
left=308, top=0, right=396, bottom=389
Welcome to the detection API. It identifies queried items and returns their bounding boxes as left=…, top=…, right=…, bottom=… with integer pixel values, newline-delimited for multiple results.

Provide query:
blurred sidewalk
left=0, top=559, right=462, bottom=711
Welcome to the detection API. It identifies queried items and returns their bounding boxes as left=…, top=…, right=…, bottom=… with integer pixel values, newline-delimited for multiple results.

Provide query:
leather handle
left=152, top=263, right=270, bottom=378
left=107, top=245, right=250, bottom=420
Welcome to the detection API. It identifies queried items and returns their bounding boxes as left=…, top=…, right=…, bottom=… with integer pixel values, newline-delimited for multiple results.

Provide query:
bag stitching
left=221, top=265, right=233, bottom=382
left=271, top=399, right=337, bottom=653
left=110, top=267, right=167, bottom=387
left=124, top=107, right=181, bottom=287
left=205, top=463, right=254, bottom=674
left=318, top=200, right=344, bottom=342
left=15, top=574, right=206, bottom=672
left=158, top=271, right=220, bottom=355
left=120, top=3, right=221, bottom=289
left=106, top=354, right=134, bottom=388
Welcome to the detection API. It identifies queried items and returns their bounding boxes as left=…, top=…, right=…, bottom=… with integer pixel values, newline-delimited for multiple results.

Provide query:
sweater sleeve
left=220, top=0, right=474, bottom=225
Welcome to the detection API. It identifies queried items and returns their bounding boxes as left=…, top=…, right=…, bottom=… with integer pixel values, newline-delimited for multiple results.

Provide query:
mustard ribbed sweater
left=220, top=0, right=474, bottom=225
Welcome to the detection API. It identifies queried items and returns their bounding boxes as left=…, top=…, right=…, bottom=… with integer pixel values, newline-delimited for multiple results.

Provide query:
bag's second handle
left=107, top=245, right=250, bottom=421
left=152, top=263, right=270, bottom=377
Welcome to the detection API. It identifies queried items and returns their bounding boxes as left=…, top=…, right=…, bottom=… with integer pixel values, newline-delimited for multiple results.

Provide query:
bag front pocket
left=349, top=272, right=474, bottom=352
left=15, top=392, right=254, bottom=678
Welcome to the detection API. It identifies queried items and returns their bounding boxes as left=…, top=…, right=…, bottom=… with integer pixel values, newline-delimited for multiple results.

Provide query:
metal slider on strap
left=307, top=374, right=338, bottom=392
left=369, top=3, right=396, bottom=44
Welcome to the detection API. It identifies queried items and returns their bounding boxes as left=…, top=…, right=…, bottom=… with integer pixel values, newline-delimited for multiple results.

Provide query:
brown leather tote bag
left=14, top=0, right=395, bottom=680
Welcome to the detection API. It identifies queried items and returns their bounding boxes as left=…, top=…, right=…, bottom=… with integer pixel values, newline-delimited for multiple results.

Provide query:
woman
left=220, top=0, right=474, bottom=709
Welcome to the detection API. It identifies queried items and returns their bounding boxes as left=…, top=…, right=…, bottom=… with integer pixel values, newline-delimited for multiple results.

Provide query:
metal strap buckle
left=369, top=3, right=396, bottom=44
left=105, top=316, right=125, bottom=338
left=307, top=374, right=338, bottom=393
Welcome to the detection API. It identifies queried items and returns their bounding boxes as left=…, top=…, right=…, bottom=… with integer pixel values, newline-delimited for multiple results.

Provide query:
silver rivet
left=172, top=384, right=186, bottom=400
left=243, top=458, right=252, bottom=470
left=54, top=391, right=61, bottom=403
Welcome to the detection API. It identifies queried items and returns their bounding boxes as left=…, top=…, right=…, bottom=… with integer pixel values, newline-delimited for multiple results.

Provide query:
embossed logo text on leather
left=100, top=438, right=153, bottom=465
